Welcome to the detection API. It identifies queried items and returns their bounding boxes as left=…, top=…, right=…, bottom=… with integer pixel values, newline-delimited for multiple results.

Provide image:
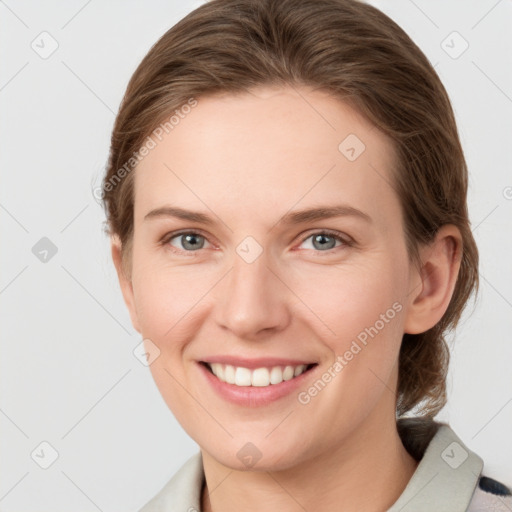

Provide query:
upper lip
left=200, top=355, right=317, bottom=369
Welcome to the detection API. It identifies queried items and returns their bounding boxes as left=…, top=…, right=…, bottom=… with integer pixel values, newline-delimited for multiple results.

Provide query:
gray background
left=1, top=0, right=511, bottom=510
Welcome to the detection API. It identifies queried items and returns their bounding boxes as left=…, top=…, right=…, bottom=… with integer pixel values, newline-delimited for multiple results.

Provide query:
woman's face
left=116, top=85, right=422, bottom=470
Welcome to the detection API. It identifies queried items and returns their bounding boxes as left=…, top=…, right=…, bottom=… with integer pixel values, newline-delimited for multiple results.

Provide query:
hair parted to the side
left=101, top=0, right=479, bottom=427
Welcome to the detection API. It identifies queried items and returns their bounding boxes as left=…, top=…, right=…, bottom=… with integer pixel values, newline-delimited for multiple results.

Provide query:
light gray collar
left=139, top=450, right=204, bottom=511
left=139, top=424, right=483, bottom=512
left=388, top=424, right=483, bottom=511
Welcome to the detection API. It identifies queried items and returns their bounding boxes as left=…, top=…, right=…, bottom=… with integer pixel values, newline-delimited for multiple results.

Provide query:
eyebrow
left=144, top=204, right=372, bottom=225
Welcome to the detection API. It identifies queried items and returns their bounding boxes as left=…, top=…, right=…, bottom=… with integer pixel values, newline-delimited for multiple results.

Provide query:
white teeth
left=235, top=367, right=252, bottom=386
left=282, top=366, right=295, bottom=381
left=211, top=363, right=224, bottom=381
left=294, top=364, right=306, bottom=376
left=224, top=364, right=236, bottom=384
left=269, top=366, right=283, bottom=384
left=251, top=367, right=270, bottom=387
left=207, top=362, right=311, bottom=387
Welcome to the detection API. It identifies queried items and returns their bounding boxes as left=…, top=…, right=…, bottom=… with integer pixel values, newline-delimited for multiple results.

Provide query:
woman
left=101, top=0, right=511, bottom=510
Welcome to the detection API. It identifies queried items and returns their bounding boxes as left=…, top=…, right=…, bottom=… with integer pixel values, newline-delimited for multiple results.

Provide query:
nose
left=214, top=248, right=292, bottom=340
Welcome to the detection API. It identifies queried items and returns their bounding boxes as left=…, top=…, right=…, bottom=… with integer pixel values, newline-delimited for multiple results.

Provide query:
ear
left=111, top=235, right=141, bottom=334
left=403, top=225, right=463, bottom=334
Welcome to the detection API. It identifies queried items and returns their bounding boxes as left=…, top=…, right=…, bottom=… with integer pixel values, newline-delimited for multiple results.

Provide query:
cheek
left=289, top=255, right=409, bottom=405
left=132, top=276, right=173, bottom=339
left=292, top=258, right=407, bottom=342
left=132, top=267, right=207, bottom=417
left=131, top=260, right=218, bottom=364
left=289, top=261, right=407, bottom=428
left=131, top=244, right=199, bottom=332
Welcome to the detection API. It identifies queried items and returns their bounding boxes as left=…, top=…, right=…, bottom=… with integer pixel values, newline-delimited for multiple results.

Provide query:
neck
left=200, top=413, right=419, bottom=512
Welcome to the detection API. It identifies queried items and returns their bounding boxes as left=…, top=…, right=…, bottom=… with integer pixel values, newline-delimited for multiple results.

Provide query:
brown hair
left=102, top=0, right=479, bottom=423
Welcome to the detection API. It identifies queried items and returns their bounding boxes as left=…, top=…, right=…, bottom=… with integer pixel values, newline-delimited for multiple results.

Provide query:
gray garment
left=139, top=423, right=511, bottom=511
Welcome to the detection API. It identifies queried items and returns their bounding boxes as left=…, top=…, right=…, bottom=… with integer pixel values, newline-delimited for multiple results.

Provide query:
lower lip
left=197, top=362, right=318, bottom=407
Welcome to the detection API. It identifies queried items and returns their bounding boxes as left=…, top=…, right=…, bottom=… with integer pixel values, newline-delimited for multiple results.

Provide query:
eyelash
left=160, top=229, right=353, bottom=256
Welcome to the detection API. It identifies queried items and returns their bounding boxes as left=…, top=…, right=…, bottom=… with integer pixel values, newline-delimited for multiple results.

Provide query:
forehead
left=133, top=85, right=400, bottom=227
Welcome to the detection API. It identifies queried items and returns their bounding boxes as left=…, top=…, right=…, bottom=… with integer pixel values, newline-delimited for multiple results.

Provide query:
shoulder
left=468, top=475, right=512, bottom=511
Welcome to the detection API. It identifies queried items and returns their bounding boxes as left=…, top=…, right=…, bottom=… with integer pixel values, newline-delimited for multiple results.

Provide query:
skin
left=112, top=85, right=462, bottom=511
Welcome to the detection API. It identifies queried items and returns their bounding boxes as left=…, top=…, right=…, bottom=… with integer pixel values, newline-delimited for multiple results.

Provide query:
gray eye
left=301, top=233, right=341, bottom=251
left=170, top=233, right=208, bottom=251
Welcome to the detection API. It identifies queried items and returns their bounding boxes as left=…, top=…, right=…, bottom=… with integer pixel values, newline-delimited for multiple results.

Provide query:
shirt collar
left=388, top=422, right=483, bottom=511
left=139, top=422, right=483, bottom=512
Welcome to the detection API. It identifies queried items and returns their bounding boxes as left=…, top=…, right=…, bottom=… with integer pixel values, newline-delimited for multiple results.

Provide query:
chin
left=202, top=437, right=310, bottom=473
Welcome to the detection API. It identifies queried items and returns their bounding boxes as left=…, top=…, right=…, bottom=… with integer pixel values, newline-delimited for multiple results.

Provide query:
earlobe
left=403, top=225, right=462, bottom=335
left=110, top=235, right=141, bottom=334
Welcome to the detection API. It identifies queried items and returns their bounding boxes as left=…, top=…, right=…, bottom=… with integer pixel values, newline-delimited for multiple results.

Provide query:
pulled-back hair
left=102, top=0, right=479, bottom=422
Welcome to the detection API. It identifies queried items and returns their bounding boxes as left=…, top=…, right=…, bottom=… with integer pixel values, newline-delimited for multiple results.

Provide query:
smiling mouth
left=200, top=361, right=318, bottom=387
